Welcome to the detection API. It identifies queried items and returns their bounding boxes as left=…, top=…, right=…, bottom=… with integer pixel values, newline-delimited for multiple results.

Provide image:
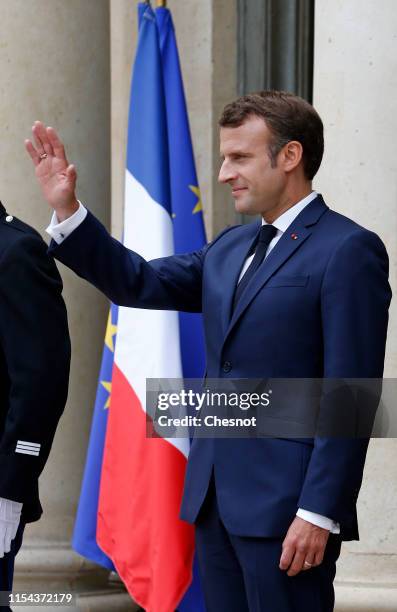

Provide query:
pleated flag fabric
left=95, top=4, right=207, bottom=611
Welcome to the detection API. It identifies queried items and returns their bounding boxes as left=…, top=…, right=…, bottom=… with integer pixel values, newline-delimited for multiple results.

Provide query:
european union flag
left=71, top=303, right=118, bottom=569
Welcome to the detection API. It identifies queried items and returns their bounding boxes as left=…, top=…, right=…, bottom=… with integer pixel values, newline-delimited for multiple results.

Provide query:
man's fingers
left=280, top=517, right=329, bottom=577
left=302, top=553, right=316, bottom=571
left=25, top=139, right=40, bottom=167
left=34, top=121, right=50, bottom=145
left=66, top=164, right=76, bottom=178
left=279, top=542, right=294, bottom=571
left=47, top=126, right=68, bottom=162
left=314, top=548, right=325, bottom=567
left=32, top=124, right=45, bottom=156
left=33, top=121, right=54, bottom=157
left=286, top=549, right=306, bottom=577
left=28, top=121, right=70, bottom=166
left=66, top=165, right=77, bottom=189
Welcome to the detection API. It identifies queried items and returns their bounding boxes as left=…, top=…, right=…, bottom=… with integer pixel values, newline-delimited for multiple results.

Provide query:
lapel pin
left=291, top=233, right=298, bottom=240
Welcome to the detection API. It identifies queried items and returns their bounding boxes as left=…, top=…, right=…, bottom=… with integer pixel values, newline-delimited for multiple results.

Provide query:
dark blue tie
left=233, top=224, right=277, bottom=310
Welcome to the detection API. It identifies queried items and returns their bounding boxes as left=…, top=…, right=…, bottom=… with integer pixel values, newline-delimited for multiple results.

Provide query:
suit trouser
left=195, top=478, right=342, bottom=612
left=0, top=521, right=25, bottom=612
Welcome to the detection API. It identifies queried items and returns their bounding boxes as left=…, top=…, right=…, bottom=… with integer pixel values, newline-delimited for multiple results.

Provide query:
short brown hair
left=219, top=91, right=324, bottom=180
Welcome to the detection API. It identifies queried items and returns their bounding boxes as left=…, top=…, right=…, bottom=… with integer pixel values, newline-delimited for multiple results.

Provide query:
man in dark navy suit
left=26, top=91, right=391, bottom=611
left=0, top=203, right=70, bottom=603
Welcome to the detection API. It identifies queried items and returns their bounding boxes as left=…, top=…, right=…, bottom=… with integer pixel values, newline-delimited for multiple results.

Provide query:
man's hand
left=279, top=516, right=329, bottom=577
left=0, top=498, right=22, bottom=558
left=25, top=121, right=79, bottom=221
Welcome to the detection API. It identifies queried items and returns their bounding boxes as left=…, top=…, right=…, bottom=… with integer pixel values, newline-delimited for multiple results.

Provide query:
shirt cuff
left=45, top=201, right=87, bottom=244
left=296, top=508, right=340, bottom=534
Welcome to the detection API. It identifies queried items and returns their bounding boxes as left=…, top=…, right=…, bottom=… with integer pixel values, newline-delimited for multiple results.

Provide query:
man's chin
left=234, top=200, right=258, bottom=216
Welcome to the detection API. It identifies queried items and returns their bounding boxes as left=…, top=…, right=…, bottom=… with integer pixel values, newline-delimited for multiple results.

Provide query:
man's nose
left=218, top=161, right=236, bottom=184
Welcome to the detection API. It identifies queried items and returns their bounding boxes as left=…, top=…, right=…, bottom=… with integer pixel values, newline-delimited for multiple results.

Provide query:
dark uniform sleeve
left=0, top=233, right=70, bottom=506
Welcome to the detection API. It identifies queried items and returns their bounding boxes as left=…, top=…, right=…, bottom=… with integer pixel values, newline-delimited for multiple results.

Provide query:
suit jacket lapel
left=220, top=221, right=260, bottom=336
left=223, top=195, right=329, bottom=344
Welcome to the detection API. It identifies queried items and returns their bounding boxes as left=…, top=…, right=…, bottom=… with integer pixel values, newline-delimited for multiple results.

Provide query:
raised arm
left=25, top=122, right=207, bottom=313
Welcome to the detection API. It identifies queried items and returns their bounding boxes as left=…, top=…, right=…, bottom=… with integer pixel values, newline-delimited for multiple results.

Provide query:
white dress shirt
left=238, top=191, right=318, bottom=282
left=46, top=193, right=340, bottom=534
left=46, top=203, right=87, bottom=244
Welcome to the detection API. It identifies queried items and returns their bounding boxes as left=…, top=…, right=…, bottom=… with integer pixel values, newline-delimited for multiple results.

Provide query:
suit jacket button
left=222, top=361, right=232, bottom=373
left=5, top=215, right=13, bottom=222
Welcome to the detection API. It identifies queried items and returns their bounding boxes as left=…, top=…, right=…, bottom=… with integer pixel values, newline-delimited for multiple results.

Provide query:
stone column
left=313, top=2, right=397, bottom=610
left=0, top=0, right=135, bottom=608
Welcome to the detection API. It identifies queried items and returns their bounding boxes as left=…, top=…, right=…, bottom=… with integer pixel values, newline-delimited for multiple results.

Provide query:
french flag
left=94, top=4, right=206, bottom=611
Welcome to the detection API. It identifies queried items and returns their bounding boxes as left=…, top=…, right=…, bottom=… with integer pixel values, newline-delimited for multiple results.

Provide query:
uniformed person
left=0, top=202, right=70, bottom=600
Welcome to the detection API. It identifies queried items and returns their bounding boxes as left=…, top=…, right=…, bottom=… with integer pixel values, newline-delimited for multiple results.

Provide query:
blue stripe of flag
left=127, top=3, right=171, bottom=215
left=71, top=303, right=118, bottom=570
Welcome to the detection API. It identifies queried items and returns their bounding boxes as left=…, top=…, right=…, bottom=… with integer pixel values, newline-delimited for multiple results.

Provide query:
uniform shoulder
left=0, top=209, right=47, bottom=260
left=0, top=210, right=43, bottom=241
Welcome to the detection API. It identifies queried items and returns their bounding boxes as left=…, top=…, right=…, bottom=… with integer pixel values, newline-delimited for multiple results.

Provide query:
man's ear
left=280, top=140, right=303, bottom=173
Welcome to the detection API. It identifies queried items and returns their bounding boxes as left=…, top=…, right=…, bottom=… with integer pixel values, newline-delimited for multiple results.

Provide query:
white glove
left=0, top=497, right=23, bottom=558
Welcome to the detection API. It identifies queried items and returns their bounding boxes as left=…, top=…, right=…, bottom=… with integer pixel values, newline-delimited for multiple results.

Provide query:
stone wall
left=313, top=1, right=397, bottom=609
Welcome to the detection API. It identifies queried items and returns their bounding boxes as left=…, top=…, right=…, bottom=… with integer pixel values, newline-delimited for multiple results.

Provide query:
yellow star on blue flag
left=189, top=185, right=202, bottom=214
left=100, top=381, right=112, bottom=409
left=105, top=312, right=117, bottom=353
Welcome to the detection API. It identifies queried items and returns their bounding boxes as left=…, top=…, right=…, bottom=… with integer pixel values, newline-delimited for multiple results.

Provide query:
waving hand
left=25, top=121, right=79, bottom=221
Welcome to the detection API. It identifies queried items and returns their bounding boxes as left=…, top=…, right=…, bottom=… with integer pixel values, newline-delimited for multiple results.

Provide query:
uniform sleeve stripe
left=16, top=444, right=41, bottom=450
left=16, top=441, right=41, bottom=448
left=15, top=448, right=40, bottom=456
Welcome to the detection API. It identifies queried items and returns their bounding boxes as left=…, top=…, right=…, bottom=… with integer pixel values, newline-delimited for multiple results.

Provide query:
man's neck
left=261, top=185, right=313, bottom=224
